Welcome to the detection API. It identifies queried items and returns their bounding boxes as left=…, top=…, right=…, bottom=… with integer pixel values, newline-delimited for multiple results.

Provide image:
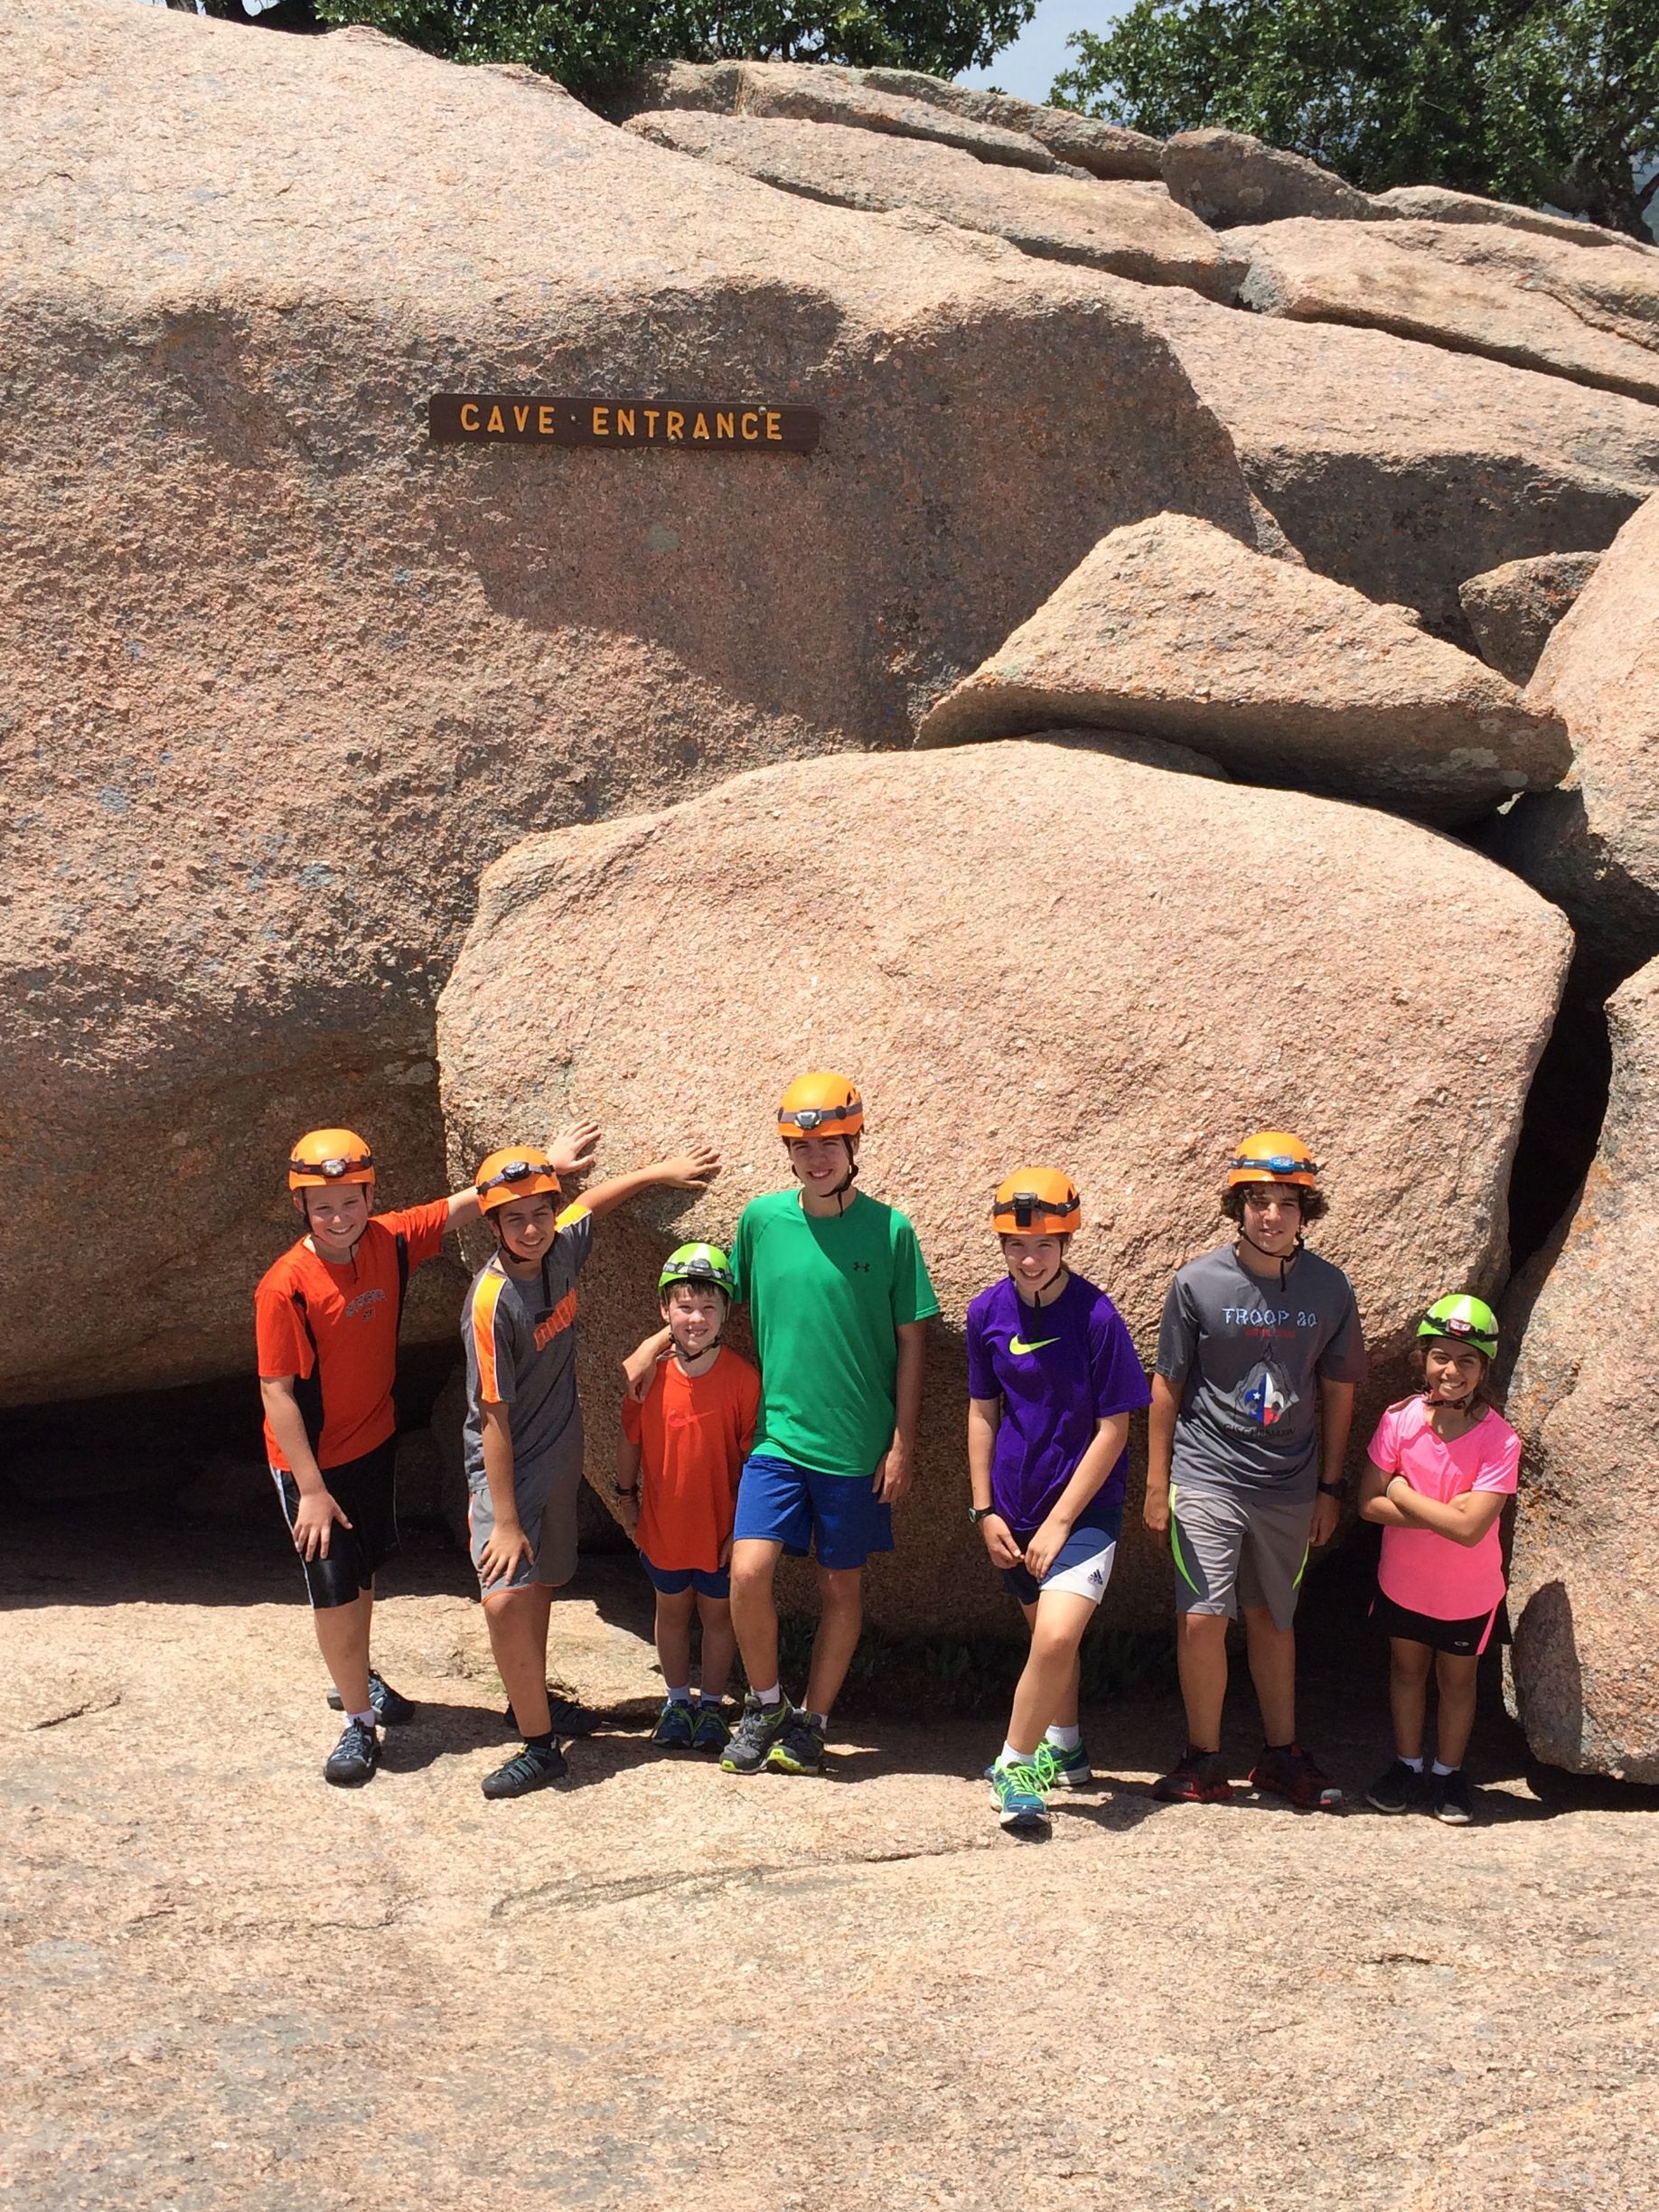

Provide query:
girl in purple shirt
left=965, top=1168, right=1150, bottom=1835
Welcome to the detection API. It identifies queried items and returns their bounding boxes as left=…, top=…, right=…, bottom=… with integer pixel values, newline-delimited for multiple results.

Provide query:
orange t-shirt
left=253, top=1200, right=451, bottom=1471
left=622, top=1347, right=761, bottom=1574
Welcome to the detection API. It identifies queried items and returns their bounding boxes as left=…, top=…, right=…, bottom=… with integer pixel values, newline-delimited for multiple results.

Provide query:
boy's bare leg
left=314, top=1589, right=373, bottom=1717
left=1388, top=1638, right=1433, bottom=1759
left=1005, top=1592, right=1095, bottom=1754
left=729, top=1538, right=784, bottom=1691
left=1242, top=1605, right=1297, bottom=1744
left=804, top=1565, right=863, bottom=1719
left=653, top=1587, right=696, bottom=1691
left=1175, top=1611, right=1230, bottom=1751
left=1433, top=1650, right=1479, bottom=1767
left=483, top=1584, right=554, bottom=1738
left=696, top=1594, right=736, bottom=1704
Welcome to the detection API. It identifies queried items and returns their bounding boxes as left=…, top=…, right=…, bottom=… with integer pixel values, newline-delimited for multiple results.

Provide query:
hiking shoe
left=690, top=1702, right=732, bottom=1753
left=323, top=1718, right=380, bottom=1787
left=651, top=1700, right=697, bottom=1749
left=1152, top=1748, right=1233, bottom=1804
left=1365, top=1758, right=1426, bottom=1814
left=1038, top=1739, right=1092, bottom=1788
left=1251, top=1741, right=1343, bottom=1810
left=767, top=1710, right=827, bottom=1776
left=989, top=1759, right=1051, bottom=1835
left=326, top=1670, right=416, bottom=1726
left=1429, top=1768, right=1476, bottom=1825
left=719, top=1693, right=792, bottom=1775
left=501, top=1694, right=596, bottom=1738
left=481, top=1740, right=568, bottom=1800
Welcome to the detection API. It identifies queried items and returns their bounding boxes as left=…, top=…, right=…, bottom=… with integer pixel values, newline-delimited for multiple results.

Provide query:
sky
left=957, top=2, right=1130, bottom=107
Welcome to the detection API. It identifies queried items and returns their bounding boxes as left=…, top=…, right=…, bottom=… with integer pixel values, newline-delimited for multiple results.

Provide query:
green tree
left=173, top=0, right=1036, bottom=98
left=1052, top=0, right=1659, bottom=239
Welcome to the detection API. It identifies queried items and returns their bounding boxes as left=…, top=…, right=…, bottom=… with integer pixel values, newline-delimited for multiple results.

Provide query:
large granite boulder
left=609, top=59, right=1059, bottom=170
left=1162, top=128, right=1370, bottom=227
left=856, top=69, right=1165, bottom=179
left=914, top=514, right=1570, bottom=821
left=1371, top=184, right=1659, bottom=257
left=1483, top=492, right=1659, bottom=987
left=625, top=112, right=1243, bottom=299
left=1502, top=956, right=1659, bottom=1782
left=0, top=0, right=1266, bottom=1411
left=1139, top=288, right=1659, bottom=641
left=436, top=741, right=1570, bottom=1636
left=1457, top=551, right=1602, bottom=686
left=1235, top=217, right=1659, bottom=405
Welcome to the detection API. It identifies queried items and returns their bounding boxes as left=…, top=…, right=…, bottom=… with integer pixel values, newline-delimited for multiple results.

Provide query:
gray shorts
left=1168, top=1481, right=1313, bottom=1631
left=467, top=1445, right=583, bottom=1598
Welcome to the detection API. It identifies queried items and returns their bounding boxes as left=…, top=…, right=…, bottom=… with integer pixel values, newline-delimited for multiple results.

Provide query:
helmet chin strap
left=669, top=1320, right=722, bottom=1364
left=1237, top=1223, right=1304, bottom=1289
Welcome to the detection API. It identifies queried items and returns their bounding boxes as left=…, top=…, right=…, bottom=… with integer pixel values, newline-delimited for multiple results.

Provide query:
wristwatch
left=1317, top=1479, right=1344, bottom=1498
left=969, top=1504, right=998, bottom=1525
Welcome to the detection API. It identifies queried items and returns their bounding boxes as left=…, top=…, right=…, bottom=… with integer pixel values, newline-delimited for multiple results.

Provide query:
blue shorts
left=639, top=1551, right=730, bottom=1600
left=1000, top=1505, right=1122, bottom=1608
left=732, top=1452, right=894, bottom=1571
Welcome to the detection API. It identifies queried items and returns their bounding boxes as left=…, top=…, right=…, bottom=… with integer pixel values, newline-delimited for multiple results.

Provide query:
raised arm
left=581, top=1144, right=720, bottom=1222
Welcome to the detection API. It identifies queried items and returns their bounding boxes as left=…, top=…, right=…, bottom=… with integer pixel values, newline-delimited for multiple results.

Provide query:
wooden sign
left=430, top=394, right=820, bottom=452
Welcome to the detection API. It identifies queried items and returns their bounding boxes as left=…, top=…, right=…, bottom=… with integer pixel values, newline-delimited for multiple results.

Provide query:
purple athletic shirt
left=965, top=1272, right=1151, bottom=1533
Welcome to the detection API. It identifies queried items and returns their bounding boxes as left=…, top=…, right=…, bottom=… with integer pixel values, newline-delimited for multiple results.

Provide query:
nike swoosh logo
left=1009, top=1334, right=1060, bottom=1354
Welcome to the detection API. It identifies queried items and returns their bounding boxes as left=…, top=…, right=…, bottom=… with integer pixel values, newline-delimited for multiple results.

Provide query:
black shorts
left=272, top=1437, right=399, bottom=1610
left=1370, top=1586, right=1509, bottom=1656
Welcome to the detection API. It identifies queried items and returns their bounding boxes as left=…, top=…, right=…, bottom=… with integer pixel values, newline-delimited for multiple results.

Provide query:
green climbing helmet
left=658, top=1242, right=736, bottom=1299
left=1418, top=1293, right=1499, bottom=1361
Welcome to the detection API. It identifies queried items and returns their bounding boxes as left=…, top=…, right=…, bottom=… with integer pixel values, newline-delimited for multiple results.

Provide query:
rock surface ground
left=625, top=111, right=1243, bottom=298
left=1235, top=217, right=1659, bottom=405
left=1457, top=551, right=1602, bottom=685
left=856, top=69, right=1163, bottom=179
left=1139, top=287, right=1659, bottom=638
left=3, top=1505, right=1655, bottom=2212
left=1161, top=127, right=1371, bottom=226
left=915, top=516, right=1569, bottom=820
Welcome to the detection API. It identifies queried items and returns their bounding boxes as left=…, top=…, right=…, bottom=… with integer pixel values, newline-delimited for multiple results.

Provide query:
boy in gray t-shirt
left=1144, top=1130, right=1366, bottom=1810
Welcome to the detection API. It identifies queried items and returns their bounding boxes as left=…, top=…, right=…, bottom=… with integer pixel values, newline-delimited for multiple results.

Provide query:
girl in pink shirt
left=1358, top=1295, right=1520, bottom=1825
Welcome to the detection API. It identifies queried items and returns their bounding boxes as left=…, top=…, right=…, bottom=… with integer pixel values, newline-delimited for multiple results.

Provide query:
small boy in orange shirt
left=616, top=1243, right=760, bottom=1753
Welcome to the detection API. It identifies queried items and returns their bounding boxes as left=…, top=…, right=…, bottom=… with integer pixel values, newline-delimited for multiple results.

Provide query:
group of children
left=253, top=1082, right=1521, bottom=1830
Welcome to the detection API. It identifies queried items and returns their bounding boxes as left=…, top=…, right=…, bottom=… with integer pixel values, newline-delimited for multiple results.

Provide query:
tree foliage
left=1052, top=1, right=1659, bottom=238
left=176, top=0, right=1036, bottom=98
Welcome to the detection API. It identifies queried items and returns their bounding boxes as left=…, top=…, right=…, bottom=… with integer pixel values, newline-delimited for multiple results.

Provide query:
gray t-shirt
left=1155, top=1242, right=1366, bottom=1495
left=461, top=1204, right=594, bottom=1483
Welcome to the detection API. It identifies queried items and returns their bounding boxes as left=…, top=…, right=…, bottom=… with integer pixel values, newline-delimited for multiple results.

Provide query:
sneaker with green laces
left=651, top=1699, right=696, bottom=1748
left=989, top=1757, right=1051, bottom=1835
left=719, top=1692, right=792, bottom=1775
left=1037, top=1739, right=1092, bottom=1788
left=690, top=1701, right=731, bottom=1753
left=767, top=1710, right=827, bottom=1775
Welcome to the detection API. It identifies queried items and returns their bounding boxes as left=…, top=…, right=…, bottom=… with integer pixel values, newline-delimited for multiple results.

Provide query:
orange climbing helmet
left=1225, top=1129, right=1319, bottom=1190
left=993, top=1168, right=1082, bottom=1238
left=288, top=1129, right=375, bottom=1190
left=474, top=1147, right=561, bottom=1215
left=777, top=1072, right=864, bottom=1142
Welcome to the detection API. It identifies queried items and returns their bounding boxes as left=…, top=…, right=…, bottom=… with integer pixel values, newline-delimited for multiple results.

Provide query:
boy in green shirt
left=626, top=1073, right=936, bottom=1776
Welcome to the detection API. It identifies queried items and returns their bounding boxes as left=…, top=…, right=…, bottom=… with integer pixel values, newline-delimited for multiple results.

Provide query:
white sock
left=1431, top=1758, right=1457, bottom=1776
left=1045, top=1724, right=1082, bottom=1751
left=998, top=1739, right=1035, bottom=1768
left=755, top=1685, right=783, bottom=1706
left=666, top=1685, right=691, bottom=1705
left=347, top=1709, right=375, bottom=1730
left=1401, top=1754, right=1425, bottom=1772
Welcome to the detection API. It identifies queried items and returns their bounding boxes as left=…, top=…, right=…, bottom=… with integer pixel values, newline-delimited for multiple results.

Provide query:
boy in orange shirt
left=616, top=1244, right=759, bottom=1753
left=255, top=1118, right=596, bottom=1788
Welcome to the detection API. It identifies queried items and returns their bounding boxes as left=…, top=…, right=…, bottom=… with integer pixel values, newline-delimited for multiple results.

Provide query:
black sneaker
left=1365, top=1758, right=1426, bottom=1814
left=1429, top=1768, right=1476, bottom=1825
left=323, top=1717, right=380, bottom=1787
left=719, top=1693, right=792, bottom=1775
left=327, top=1670, right=416, bottom=1726
left=501, top=1694, right=596, bottom=1738
left=767, top=1710, right=827, bottom=1775
left=482, top=1740, right=569, bottom=1800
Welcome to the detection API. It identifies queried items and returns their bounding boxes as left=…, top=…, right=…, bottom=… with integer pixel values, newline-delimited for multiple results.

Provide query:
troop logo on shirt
left=342, top=1287, right=387, bottom=1322
left=1234, top=1360, right=1298, bottom=1428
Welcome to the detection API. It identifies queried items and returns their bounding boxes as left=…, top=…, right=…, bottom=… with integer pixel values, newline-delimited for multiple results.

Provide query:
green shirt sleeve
left=730, top=1201, right=754, bottom=1306
left=890, top=1209, right=940, bottom=1326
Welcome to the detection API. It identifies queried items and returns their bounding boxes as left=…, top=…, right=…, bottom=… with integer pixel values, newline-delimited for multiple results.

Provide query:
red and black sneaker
left=1152, top=1747, right=1234, bottom=1804
left=1250, top=1741, right=1343, bottom=1810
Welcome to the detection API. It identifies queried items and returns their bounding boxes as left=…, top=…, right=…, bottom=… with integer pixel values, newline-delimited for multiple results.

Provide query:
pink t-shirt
left=1367, top=1395, right=1520, bottom=1619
